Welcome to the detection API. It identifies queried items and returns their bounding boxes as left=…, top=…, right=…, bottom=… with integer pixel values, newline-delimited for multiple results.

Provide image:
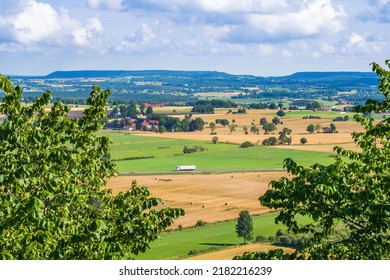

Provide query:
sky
left=1, top=0, right=390, bottom=76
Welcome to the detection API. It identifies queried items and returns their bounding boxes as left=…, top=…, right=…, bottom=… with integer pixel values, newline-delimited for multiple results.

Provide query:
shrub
left=239, top=141, right=255, bottom=148
left=188, top=249, right=199, bottom=256
left=195, top=220, right=208, bottom=227
left=183, top=145, right=206, bottom=154
left=255, top=235, right=268, bottom=243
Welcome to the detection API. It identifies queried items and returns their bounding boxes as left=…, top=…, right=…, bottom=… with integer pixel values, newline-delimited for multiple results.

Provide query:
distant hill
left=274, top=71, right=378, bottom=87
left=44, top=69, right=379, bottom=90
left=46, top=70, right=239, bottom=79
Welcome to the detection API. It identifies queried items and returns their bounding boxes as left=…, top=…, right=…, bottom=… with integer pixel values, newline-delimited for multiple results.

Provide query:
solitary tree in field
left=220, top=119, right=229, bottom=127
left=250, top=125, right=259, bottom=134
left=228, top=123, right=236, bottom=134
left=300, top=137, right=308, bottom=145
left=235, top=60, right=390, bottom=260
left=236, top=211, right=253, bottom=244
left=263, top=123, right=276, bottom=134
left=306, top=124, right=315, bottom=134
left=315, top=124, right=322, bottom=133
left=209, top=122, right=216, bottom=133
left=0, top=74, right=184, bottom=260
left=276, top=109, right=286, bottom=117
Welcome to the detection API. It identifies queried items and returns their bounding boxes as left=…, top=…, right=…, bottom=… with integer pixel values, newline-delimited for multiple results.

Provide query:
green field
left=103, top=133, right=336, bottom=172
left=263, top=110, right=356, bottom=120
left=135, top=212, right=312, bottom=260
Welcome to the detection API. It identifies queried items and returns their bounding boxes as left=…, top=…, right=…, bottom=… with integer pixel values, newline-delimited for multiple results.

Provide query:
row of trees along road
left=236, top=60, right=390, bottom=260
left=0, top=75, right=184, bottom=259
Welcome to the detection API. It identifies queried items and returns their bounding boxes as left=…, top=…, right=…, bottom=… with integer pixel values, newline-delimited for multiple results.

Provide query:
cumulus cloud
left=0, top=0, right=61, bottom=44
left=90, top=0, right=346, bottom=44
left=0, top=0, right=104, bottom=52
left=114, top=23, right=156, bottom=52
left=341, top=32, right=383, bottom=55
left=72, top=16, right=103, bottom=46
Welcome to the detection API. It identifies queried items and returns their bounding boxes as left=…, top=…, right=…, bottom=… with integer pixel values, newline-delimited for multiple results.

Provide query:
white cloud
left=348, top=32, right=364, bottom=45
left=237, top=0, right=345, bottom=42
left=114, top=23, right=158, bottom=52
left=342, top=32, right=383, bottom=55
left=103, top=0, right=346, bottom=44
left=72, top=16, right=103, bottom=46
left=0, top=0, right=105, bottom=52
left=1, top=0, right=61, bottom=44
left=87, top=0, right=123, bottom=10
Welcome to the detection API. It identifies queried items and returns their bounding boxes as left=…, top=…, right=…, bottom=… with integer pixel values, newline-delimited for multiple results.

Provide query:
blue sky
left=1, top=0, right=390, bottom=76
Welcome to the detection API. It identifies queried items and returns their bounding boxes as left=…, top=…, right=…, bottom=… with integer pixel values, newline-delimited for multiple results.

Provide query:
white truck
left=175, top=165, right=196, bottom=171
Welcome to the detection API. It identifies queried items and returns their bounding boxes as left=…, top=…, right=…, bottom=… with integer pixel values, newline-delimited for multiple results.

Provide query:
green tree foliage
left=272, top=117, right=281, bottom=125
left=300, top=137, right=308, bottom=145
left=236, top=211, right=254, bottom=244
left=250, top=125, right=259, bottom=134
left=220, top=119, right=229, bottom=127
left=276, top=109, right=286, bottom=117
left=239, top=141, right=255, bottom=148
left=145, top=106, right=153, bottom=116
left=262, top=137, right=278, bottom=146
left=236, top=60, right=390, bottom=260
left=306, top=124, right=315, bottom=134
left=228, top=123, right=236, bottom=134
left=323, top=123, right=337, bottom=133
left=191, top=104, right=214, bottom=114
left=306, top=101, right=322, bottom=110
left=183, top=145, right=206, bottom=154
left=188, top=117, right=205, bottom=132
left=209, top=122, right=217, bottom=133
left=260, top=117, right=268, bottom=125
left=0, top=75, right=184, bottom=259
left=263, top=123, right=277, bottom=134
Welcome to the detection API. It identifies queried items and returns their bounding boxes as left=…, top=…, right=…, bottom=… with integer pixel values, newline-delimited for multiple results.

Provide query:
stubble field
left=107, top=171, right=285, bottom=228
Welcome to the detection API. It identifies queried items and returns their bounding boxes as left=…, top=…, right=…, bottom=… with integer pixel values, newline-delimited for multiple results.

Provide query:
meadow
left=105, top=133, right=336, bottom=173
left=135, top=212, right=312, bottom=260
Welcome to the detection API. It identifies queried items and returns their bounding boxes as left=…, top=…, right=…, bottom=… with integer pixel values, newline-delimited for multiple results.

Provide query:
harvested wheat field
left=185, top=244, right=293, bottom=260
left=107, top=171, right=285, bottom=228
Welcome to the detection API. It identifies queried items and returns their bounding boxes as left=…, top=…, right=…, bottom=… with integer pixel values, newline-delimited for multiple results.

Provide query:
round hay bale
left=202, top=205, right=206, bottom=208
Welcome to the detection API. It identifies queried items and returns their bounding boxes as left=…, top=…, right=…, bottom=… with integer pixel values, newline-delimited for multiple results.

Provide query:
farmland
left=100, top=105, right=374, bottom=259
left=108, top=134, right=336, bottom=172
